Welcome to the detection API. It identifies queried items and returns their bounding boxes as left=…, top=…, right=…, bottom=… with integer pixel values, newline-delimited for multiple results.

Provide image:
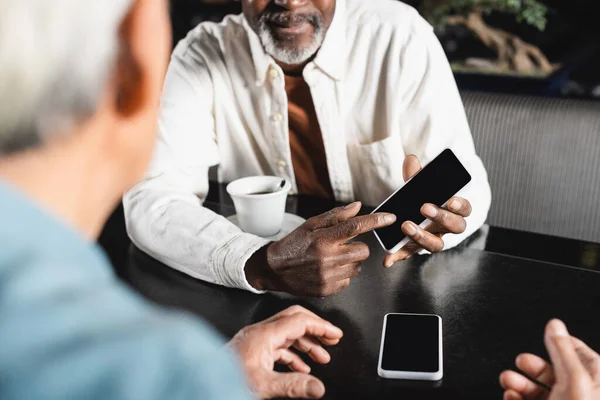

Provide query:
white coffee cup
left=226, top=176, right=292, bottom=237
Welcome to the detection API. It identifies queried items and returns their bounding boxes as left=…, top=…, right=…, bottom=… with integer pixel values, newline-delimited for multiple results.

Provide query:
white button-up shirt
left=124, top=0, right=492, bottom=293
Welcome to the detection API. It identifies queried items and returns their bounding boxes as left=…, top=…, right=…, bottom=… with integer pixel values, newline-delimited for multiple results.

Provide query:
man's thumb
left=267, top=372, right=325, bottom=399
left=403, top=154, right=422, bottom=181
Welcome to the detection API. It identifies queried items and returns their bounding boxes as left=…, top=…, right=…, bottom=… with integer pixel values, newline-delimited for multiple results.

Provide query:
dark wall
left=170, top=0, right=241, bottom=46
left=169, top=1, right=600, bottom=98
left=170, top=0, right=599, bottom=50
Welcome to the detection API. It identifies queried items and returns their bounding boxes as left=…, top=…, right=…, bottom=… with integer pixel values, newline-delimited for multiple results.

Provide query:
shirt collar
left=244, top=0, right=346, bottom=85
left=244, top=17, right=275, bottom=86
left=312, top=0, right=346, bottom=81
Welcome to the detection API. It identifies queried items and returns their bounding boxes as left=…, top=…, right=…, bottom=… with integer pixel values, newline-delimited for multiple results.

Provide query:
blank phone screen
left=381, top=314, right=440, bottom=372
left=373, top=149, right=472, bottom=250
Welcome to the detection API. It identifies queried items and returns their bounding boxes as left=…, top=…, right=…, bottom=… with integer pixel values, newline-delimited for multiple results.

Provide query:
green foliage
left=422, top=0, right=548, bottom=31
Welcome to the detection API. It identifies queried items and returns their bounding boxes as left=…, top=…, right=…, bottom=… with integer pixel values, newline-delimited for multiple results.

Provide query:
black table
left=100, top=184, right=600, bottom=399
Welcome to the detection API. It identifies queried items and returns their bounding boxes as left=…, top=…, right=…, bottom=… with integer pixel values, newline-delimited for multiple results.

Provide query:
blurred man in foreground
left=500, top=319, right=600, bottom=400
left=0, top=0, right=340, bottom=398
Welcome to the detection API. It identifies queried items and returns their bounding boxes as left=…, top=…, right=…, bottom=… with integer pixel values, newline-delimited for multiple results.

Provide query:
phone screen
left=373, top=149, right=472, bottom=250
left=381, top=314, right=440, bottom=372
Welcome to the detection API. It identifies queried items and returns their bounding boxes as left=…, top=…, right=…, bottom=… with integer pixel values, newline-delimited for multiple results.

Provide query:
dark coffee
left=247, top=191, right=272, bottom=195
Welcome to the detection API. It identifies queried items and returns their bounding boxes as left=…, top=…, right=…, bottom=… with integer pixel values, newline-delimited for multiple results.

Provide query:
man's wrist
left=245, top=243, right=275, bottom=291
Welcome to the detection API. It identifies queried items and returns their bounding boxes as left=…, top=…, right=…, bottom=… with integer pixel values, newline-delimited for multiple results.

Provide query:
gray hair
left=0, top=0, right=133, bottom=155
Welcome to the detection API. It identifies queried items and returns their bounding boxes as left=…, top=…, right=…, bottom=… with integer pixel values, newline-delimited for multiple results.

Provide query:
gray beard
left=256, top=22, right=325, bottom=65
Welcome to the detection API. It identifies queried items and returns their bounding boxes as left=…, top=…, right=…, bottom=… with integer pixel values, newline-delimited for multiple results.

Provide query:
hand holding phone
left=372, top=150, right=473, bottom=265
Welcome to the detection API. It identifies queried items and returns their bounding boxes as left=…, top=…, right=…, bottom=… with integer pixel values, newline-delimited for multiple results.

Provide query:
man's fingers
left=304, top=242, right=367, bottom=274
left=341, top=242, right=370, bottom=263
left=515, top=353, right=556, bottom=389
left=383, top=248, right=415, bottom=268
left=272, top=313, right=344, bottom=346
left=266, top=372, right=326, bottom=399
left=269, top=305, right=322, bottom=321
left=263, top=305, right=323, bottom=324
left=571, top=336, right=600, bottom=380
left=499, top=369, right=550, bottom=400
left=383, top=252, right=400, bottom=268
left=304, top=202, right=362, bottom=230
left=401, top=222, right=444, bottom=253
left=544, top=319, right=588, bottom=383
left=276, top=348, right=311, bottom=374
left=329, top=213, right=396, bottom=242
left=293, top=336, right=332, bottom=364
left=325, top=262, right=362, bottom=282
left=318, top=336, right=342, bottom=347
left=267, top=306, right=343, bottom=346
left=447, top=197, right=472, bottom=217
left=403, top=154, right=422, bottom=181
left=319, top=278, right=352, bottom=297
left=503, top=389, right=525, bottom=400
left=421, top=204, right=467, bottom=235
left=382, top=243, right=421, bottom=268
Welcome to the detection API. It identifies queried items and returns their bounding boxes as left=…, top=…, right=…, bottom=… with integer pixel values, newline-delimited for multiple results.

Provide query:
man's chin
left=259, top=25, right=323, bottom=65
left=269, top=37, right=317, bottom=57
left=268, top=48, right=318, bottom=66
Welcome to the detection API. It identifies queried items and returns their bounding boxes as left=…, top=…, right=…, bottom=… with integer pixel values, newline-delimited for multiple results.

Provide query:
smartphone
left=377, top=313, right=443, bottom=381
left=372, top=149, right=472, bottom=254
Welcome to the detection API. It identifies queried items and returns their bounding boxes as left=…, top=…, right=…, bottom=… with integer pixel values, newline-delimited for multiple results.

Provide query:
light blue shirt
left=0, top=181, right=253, bottom=400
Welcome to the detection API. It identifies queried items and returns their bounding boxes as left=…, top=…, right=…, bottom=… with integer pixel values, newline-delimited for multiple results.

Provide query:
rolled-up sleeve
left=123, top=42, right=269, bottom=293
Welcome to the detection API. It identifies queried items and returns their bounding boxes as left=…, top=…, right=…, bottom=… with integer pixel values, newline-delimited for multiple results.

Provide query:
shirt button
left=269, top=68, right=279, bottom=80
left=272, top=113, right=283, bottom=122
left=277, top=160, right=287, bottom=169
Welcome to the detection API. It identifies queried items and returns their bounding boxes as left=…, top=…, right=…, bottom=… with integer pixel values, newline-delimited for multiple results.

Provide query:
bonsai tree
left=421, top=0, right=554, bottom=74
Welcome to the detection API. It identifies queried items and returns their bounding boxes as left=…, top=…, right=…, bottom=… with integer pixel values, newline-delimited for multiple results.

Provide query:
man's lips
left=266, top=18, right=312, bottom=35
left=268, top=22, right=311, bottom=35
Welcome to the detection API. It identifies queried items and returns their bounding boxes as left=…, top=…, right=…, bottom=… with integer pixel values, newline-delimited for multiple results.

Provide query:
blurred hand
left=383, top=155, right=472, bottom=267
left=499, top=319, right=600, bottom=400
left=228, top=306, right=343, bottom=399
left=246, top=202, right=396, bottom=297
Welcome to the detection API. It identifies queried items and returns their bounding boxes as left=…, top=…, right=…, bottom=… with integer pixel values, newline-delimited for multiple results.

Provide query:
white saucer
left=227, top=213, right=306, bottom=241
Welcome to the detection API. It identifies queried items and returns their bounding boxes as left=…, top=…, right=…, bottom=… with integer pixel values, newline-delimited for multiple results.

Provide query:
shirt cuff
left=212, top=233, right=272, bottom=294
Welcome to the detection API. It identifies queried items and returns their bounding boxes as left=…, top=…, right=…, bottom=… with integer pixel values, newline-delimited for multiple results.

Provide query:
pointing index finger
left=328, top=213, right=396, bottom=242
left=304, top=202, right=362, bottom=231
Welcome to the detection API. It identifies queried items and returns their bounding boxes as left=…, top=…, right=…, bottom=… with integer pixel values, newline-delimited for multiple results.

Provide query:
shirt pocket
left=348, top=135, right=405, bottom=207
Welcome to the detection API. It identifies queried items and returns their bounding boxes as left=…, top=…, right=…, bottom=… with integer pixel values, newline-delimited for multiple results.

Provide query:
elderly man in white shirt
left=124, top=0, right=492, bottom=297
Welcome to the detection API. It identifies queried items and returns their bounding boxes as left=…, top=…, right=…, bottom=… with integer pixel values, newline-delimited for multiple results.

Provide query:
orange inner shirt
left=284, top=73, right=334, bottom=200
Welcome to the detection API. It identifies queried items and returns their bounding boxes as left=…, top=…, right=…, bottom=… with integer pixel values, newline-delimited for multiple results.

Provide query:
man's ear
left=114, top=1, right=145, bottom=118
left=109, top=0, right=170, bottom=120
